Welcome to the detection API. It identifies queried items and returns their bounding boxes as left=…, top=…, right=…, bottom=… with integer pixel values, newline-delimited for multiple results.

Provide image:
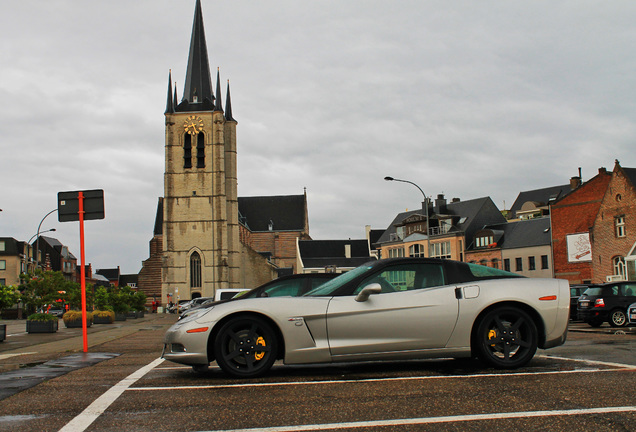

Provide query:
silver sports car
left=163, top=258, right=569, bottom=378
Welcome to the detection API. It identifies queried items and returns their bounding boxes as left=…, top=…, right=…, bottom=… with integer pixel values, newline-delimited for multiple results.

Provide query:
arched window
left=190, top=252, right=202, bottom=288
left=184, top=134, right=192, bottom=169
left=196, top=133, right=205, bottom=168
left=613, top=256, right=626, bottom=280
left=409, top=244, right=425, bottom=257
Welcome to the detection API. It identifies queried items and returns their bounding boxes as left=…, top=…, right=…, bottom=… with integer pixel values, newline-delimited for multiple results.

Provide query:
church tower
left=162, top=0, right=240, bottom=301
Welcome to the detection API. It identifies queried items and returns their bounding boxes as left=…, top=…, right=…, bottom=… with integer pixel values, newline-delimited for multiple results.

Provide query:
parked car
left=569, top=284, right=590, bottom=320
left=628, top=302, right=636, bottom=325
left=164, top=258, right=569, bottom=378
left=180, top=274, right=338, bottom=319
left=577, top=282, right=636, bottom=327
left=214, top=289, right=249, bottom=301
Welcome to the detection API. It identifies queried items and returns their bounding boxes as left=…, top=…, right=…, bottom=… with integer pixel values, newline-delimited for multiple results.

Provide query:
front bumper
left=162, top=321, right=212, bottom=366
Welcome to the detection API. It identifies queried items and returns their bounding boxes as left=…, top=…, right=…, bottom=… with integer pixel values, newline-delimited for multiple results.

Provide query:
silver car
left=163, top=258, right=569, bottom=378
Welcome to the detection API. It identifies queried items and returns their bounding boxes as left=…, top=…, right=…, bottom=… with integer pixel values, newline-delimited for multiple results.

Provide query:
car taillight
left=594, top=298, right=605, bottom=307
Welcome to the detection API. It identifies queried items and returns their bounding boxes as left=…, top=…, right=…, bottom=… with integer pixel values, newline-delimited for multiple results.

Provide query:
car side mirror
left=355, top=283, right=382, bottom=302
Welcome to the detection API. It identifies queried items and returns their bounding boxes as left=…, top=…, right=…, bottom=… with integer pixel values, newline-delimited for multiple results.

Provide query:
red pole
left=78, top=192, right=88, bottom=353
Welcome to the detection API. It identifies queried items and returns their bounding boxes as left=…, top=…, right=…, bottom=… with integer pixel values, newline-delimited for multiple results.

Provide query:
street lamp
left=384, top=176, right=430, bottom=235
left=35, top=209, right=58, bottom=270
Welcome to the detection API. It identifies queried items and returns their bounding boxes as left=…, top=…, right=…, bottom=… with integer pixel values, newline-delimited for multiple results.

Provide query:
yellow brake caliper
left=254, top=336, right=266, bottom=361
left=488, top=329, right=497, bottom=346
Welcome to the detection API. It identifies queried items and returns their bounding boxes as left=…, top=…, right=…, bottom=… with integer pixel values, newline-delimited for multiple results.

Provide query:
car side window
left=354, top=263, right=445, bottom=295
left=264, top=280, right=304, bottom=297
left=622, top=284, right=636, bottom=297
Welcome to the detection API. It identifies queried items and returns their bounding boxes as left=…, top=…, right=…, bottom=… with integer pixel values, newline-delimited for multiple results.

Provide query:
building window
left=184, top=134, right=193, bottom=168
left=196, top=133, right=205, bottom=168
left=475, top=236, right=494, bottom=248
left=504, top=259, right=511, bottom=272
left=541, top=255, right=549, bottom=270
left=491, top=258, right=499, bottom=269
left=0, top=260, right=5, bottom=271
left=388, top=248, right=404, bottom=258
left=613, top=256, right=626, bottom=280
left=0, top=241, right=5, bottom=252
left=0, top=279, right=5, bottom=286
left=615, top=216, right=626, bottom=238
left=409, top=244, right=425, bottom=257
left=528, top=256, right=536, bottom=271
left=429, top=241, right=451, bottom=259
left=515, top=257, right=523, bottom=272
left=190, top=252, right=202, bottom=288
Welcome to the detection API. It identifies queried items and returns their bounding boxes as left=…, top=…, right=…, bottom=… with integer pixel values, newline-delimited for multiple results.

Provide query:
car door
left=326, top=262, right=459, bottom=357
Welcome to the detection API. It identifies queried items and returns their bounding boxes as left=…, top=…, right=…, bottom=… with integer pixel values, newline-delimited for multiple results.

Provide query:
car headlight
left=178, top=307, right=213, bottom=325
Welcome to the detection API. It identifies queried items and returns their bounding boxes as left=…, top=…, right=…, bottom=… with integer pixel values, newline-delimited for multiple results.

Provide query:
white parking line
left=195, top=406, right=636, bottom=432
left=0, top=352, right=37, bottom=360
left=129, top=366, right=634, bottom=392
left=58, top=357, right=164, bottom=432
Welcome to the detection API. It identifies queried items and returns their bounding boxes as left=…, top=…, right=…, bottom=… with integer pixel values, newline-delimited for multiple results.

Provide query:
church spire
left=225, top=80, right=235, bottom=121
left=165, top=70, right=174, bottom=114
left=214, top=68, right=223, bottom=112
left=182, top=0, right=214, bottom=107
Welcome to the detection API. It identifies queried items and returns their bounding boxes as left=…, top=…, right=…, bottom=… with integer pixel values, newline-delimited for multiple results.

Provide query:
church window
left=196, top=133, right=205, bottom=168
left=190, top=252, right=202, bottom=288
left=184, top=134, right=192, bottom=169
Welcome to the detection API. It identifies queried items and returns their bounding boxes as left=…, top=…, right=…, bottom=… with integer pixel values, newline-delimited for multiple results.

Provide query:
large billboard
left=567, top=233, right=592, bottom=262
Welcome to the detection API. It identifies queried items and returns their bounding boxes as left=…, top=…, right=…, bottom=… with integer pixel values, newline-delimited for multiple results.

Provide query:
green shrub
left=27, top=312, right=58, bottom=322
left=62, top=310, right=93, bottom=324
left=93, top=310, right=115, bottom=320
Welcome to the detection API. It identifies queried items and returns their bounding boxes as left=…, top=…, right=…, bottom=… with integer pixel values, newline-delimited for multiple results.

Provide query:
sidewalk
left=0, top=313, right=178, bottom=372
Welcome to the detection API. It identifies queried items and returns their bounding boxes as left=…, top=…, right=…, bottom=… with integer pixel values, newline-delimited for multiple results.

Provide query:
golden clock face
left=183, top=115, right=204, bottom=135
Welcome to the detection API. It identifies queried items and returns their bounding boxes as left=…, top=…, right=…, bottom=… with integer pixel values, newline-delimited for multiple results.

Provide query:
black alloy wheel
left=474, top=306, right=538, bottom=369
left=609, top=309, right=627, bottom=327
left=213, top=316, right=278, bottom=378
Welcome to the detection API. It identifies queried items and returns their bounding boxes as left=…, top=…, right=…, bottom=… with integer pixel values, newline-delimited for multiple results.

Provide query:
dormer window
left=475, top=235, right=494, bottom=248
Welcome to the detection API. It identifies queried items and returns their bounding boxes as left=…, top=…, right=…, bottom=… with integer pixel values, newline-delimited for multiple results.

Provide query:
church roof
left=238, top=195, right=307, bottom=232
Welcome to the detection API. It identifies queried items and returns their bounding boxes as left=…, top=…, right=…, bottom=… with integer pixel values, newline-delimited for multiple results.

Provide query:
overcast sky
left=2, top=1, right=636, bottom=274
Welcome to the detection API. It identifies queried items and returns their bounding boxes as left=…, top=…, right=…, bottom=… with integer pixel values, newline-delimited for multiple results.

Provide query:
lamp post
left=384, top=176, right=430, bottom=235
left=35, top=209, right=58, bottom=270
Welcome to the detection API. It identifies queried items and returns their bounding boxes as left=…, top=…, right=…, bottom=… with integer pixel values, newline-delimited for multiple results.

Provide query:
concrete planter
left=126, top=310, right=138, bottom=319
left=94, top=315, right=114, bottom=324
left=64, top=319, right=93, bottom=329
left=114, top=313, right=127, bottom=322
left=0, top=324, right=6, bottom=342
left=27, top=320, right=58, bottom=333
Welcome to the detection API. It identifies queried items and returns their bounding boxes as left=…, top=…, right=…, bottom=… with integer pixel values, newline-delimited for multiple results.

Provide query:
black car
left=569, top=284, right=589, bottom=320
left=577, top=282, right=636, bottom=327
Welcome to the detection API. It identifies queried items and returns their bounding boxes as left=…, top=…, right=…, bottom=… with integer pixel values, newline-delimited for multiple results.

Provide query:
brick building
left=591, top=161, right=636, bottom=282
left=551, top=161, right=636, bottom=284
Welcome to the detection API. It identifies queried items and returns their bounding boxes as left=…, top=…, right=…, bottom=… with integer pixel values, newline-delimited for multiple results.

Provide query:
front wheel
left=213, top=316, right=278, bottom=378
left=474, top=306, right=538, bottom=369
left=609, top=309, right=627, bottom=327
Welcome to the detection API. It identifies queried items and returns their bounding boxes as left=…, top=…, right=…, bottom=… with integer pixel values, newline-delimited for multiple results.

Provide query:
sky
left=2, top=1, right=636, bottom=274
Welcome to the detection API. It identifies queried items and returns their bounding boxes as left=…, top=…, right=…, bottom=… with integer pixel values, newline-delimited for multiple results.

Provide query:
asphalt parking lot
left=0, top=315, right=634, bottom=432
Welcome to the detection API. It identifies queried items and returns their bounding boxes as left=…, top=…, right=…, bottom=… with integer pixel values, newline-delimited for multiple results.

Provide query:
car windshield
left=304, top=265, right=376, bottom=296
left=466, top=263, right=522, bottom=279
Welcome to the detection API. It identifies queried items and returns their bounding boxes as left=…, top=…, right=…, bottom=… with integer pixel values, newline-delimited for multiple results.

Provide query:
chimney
left=435, top=194, right=447, bottom=214
left=570, top=176, right=581, bottom=190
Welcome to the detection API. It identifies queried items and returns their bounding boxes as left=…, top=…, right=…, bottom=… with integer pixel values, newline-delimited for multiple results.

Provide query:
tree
left=20, top=271, right=71, bottom=313
left=0, top=285, right=20, bottom=310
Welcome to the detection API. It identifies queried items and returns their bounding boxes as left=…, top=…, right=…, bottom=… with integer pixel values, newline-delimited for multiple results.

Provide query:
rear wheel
left=474, top=306, right=538, bottom=369
left=609, top=309, right=627, bottom=327
left=213, top=316, right=278, bottom=378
